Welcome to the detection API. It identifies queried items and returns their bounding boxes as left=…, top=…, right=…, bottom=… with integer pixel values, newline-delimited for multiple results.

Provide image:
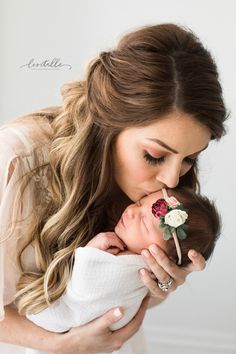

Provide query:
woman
left=0, top=23, right=227, bottom=354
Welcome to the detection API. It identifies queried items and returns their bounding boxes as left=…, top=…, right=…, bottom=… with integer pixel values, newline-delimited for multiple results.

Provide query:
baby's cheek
left=149, top=230, right=167, bottom=251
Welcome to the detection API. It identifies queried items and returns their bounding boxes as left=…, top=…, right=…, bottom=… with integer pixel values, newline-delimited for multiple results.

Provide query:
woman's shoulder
left=0, top=111, right=56, bottom=204
left=0, top=110, right=54, bottom=158
left=0, top=111, right=55, bottom=198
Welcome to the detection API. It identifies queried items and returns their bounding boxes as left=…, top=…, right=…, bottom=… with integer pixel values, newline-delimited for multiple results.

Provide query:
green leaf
left=176, top=227, right=187, bottom=240
left=163, top=227, right=171, bottom=240
left=176, top=204, right=188, bottom=213
left=158, top=223, right=165, bottom=229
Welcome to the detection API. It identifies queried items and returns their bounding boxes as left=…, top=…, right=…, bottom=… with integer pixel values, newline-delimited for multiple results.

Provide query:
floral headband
left=152, top=188, right=188, bottom=265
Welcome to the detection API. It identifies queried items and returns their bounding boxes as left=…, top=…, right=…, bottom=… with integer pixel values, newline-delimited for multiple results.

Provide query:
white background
left=1, top=1, right=236, bottom=353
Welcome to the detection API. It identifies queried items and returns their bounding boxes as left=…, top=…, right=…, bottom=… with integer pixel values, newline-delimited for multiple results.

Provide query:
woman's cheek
left=136, top=160, right=153, bottom=180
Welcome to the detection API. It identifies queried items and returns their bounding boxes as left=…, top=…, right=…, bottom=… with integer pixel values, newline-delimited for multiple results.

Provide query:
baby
left=26, top=187, right=221, bottom=335
left=109, top=187, right=221, bottom=266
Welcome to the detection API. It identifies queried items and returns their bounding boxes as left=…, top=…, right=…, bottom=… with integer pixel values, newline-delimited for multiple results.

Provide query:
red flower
left=152, top=199, right=168, bottom=218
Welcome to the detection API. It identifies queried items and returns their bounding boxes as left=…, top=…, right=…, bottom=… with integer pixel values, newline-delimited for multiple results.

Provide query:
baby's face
left=114, top=190, right=167, bottom=254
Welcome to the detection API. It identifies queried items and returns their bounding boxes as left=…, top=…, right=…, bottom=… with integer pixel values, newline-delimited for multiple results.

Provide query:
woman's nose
left=156, top=165, right=180, bottom=189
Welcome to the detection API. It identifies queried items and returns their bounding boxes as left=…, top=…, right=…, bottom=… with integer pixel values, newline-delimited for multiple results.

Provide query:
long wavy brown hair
left=14, top=23, right=228, bottom=314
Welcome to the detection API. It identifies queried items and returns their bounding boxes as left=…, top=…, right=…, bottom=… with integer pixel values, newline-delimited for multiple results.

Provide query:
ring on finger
left=157, top=277, right=174, bottom=292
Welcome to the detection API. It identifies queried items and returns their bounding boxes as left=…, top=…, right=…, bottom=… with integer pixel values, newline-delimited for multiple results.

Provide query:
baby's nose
left=125, top=205, right=136, bottom=218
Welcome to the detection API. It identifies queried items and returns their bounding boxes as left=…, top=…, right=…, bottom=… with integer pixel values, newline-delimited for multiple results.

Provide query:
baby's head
left=114, top=188, right=221, bottom=265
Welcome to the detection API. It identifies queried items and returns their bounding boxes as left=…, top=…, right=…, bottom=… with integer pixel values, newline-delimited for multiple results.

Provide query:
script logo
left=20, top=57, right=72, bottom=70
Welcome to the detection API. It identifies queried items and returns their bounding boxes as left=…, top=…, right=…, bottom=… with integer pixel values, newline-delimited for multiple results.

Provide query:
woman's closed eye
left=143, top=151, right=197, bottom=166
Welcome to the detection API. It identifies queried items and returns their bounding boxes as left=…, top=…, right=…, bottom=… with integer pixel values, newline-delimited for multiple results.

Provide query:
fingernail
left=190, top=250, right=197, bottom=257
left=150, top=245, right=158, bottom=255
left=141, top=250, right=150, bottom=258
left=114, top=308, right=122, bottom=317
left=140, top=269, right=146, bottom=276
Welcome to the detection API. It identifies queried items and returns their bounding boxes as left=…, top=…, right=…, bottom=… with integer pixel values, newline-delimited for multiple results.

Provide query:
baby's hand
left=86, top=232, right=126, bottom=254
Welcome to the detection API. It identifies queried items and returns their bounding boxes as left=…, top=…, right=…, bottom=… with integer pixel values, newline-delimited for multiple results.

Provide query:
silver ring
left=157, top=277, right=174, bottom=292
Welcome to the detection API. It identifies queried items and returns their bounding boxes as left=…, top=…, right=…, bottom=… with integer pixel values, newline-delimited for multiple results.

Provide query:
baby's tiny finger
left=106, top=247, right=122, bottom=255
left=107, top=233, right=125, bottom=250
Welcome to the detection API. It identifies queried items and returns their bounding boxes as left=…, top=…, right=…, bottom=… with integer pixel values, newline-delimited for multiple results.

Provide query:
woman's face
left=114, top=190, right=167, bottom=254
left=113, top=112, right=211, bottom=202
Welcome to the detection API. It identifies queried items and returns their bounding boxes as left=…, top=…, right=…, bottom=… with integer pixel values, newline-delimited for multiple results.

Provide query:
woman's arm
left=0, top=305, right=59, bottom=352
left=147, top=297, right=166, bottom=309
left=0, top=297, right=149, bottom=354
left=55, top=296, right=149, bottom=354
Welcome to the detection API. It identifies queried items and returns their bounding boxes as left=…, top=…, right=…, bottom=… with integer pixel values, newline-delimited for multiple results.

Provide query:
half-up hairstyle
left=15, top=23, right=228, bottom=314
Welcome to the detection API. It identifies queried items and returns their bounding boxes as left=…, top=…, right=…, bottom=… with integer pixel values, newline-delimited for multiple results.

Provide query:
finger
left=145, top=245, right=185, bottom=285
left=106, top=247, right=122, bottom=255
left=141, top=249, right=169, bottom=283
left=139, top=268, right=170, bottom=298
left=114, top=296, right=150, bottom=342
left=105, top=233, right=126, bottom=250
left=95, top=306, right=124, bottom=332
left=150, top=272, right=157, bottom=280
left=185, top=250, right=206, bottom=272
left=141, top=247, right=180, bottom=283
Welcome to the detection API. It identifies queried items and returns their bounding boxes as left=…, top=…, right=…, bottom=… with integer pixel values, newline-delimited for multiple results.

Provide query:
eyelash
left=141, top=215, right=148, bottom=231
left=143, top=152, right=197, bottom=166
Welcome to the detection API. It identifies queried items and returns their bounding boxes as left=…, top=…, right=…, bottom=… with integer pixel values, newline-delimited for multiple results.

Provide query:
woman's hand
left=86, top=232, right=126, bottom=255
left=139, top=244, right=206, bottom=299
left=54, top=296, right=150, bottom=354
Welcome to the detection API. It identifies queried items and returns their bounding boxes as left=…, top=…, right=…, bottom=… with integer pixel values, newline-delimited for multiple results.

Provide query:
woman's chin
left=126, top=191, right=146, bottom=202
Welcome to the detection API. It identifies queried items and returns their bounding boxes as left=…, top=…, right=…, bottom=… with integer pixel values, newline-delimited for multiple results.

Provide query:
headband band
left=151, top=188, right=188, bottom=265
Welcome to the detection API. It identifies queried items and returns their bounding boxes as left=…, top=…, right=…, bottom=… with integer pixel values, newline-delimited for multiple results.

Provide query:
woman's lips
left=144, top=188, right=162, bottom=195
left=144, top=190, right=155, bottom=196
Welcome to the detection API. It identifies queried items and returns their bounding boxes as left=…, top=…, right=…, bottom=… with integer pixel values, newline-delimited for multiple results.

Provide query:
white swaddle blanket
left=26, top=247, right=149, bottom=354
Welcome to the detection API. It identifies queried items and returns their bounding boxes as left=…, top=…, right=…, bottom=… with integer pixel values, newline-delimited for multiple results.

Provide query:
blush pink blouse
left=0, top=114, right=53, bottom=353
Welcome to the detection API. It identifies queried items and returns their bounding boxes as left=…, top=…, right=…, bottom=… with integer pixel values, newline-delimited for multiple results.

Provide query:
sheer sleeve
left=0, top=151, right=20, bottom=319
left=0, top=122, right=50, bottom=321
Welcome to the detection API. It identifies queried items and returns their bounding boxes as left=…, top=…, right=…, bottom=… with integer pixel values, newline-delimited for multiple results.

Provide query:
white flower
left=164, top=209, right=188, bottom=228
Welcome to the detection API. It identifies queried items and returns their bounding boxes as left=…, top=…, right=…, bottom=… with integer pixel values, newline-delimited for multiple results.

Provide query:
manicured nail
left=150, top=244, right=158, bottom=255
left=114, top=308, right=122, bottom=317
left=141, top=250, right=150, bottom=258
left=190, top=250, right=197, bottom=257
left=140, top=269, right=146, bottom=276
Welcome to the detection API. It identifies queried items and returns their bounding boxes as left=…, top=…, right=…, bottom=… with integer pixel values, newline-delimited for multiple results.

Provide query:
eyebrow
left=146, top=138, right=209, bottom=155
